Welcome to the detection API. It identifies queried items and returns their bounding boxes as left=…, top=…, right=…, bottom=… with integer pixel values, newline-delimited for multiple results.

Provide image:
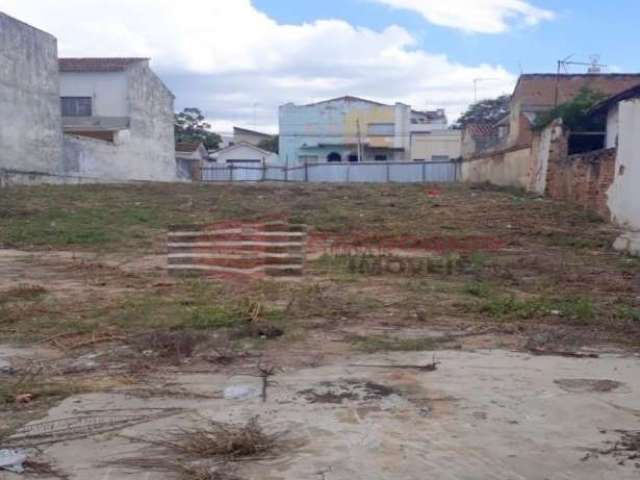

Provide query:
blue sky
left=255, top=0, right=639, bottom=74
left=2, top=0, right=638, bottom=133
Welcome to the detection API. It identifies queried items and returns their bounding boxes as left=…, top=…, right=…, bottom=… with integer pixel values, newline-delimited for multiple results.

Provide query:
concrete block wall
left=0, top=13, right=63, bottom=173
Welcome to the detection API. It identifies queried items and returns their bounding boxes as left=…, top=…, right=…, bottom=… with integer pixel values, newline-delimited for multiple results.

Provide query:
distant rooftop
left=513, top=73, right=640, bottom=107
left=59, top=58, right=148, bottom=73
left=303, top=96, right=389, bottom=107
left=233, top=126, right=273, bottom=138
left=175, top=142, right=204, bottom=153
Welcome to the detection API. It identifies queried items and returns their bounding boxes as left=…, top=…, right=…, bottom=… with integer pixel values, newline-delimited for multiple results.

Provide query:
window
left=327, top=152, right=342, bottom=162
left=61, top=97, right=92, bottom=117
left=374, top=154, right=388, bottom=162
left=348, top=153, right=359, bottom=163
left=367, top=123, right=395, bottom=136
left=431, top=155, right=450, bottom=162
left=413, top=159, right=425, bottom=162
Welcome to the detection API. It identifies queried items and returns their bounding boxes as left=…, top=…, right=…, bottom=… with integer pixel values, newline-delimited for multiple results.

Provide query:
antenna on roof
left=588, top=55, right=603, bottom=74
left=554, top=54, right=608, bottom=105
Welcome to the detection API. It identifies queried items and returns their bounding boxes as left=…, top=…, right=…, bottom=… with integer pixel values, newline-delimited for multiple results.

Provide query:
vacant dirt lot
left=0, top=183, right=639, bottom=479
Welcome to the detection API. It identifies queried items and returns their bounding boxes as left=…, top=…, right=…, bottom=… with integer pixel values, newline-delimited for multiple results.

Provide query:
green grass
left=472, top=294, right=596, bottom=324
left=615, top=304, right=640, bottom=323
left=463, top=280, right=492, bottom=298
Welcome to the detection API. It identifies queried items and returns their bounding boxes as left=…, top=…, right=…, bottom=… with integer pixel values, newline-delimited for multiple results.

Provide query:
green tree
left=258, top=135, right=279, bottom=154
left=175, top=108, right=221, bottom=150
left=455, top=95, right=511, bottom=128
left=532, top=88, right=607, bottom=131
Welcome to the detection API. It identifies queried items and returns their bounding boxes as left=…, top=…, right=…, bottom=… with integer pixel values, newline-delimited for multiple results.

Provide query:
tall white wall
left=59, top=71, right=128, bottom=117
left=0, top=13, right=63, bottom=173
left=608, top=99, right=640, bottom=231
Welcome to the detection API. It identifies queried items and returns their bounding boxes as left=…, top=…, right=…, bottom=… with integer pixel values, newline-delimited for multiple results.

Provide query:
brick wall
left=546, top=144, right=616, bottom=219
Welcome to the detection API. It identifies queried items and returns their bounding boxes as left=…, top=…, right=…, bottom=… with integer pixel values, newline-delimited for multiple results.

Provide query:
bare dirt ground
left=0, top=183, right=639, bottom=479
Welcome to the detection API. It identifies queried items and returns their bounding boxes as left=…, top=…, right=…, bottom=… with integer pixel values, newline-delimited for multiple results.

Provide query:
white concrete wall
left=411, top=130, right=462, bottom=161
left=59, top=71, right=128, bottom=117
left=608, top=99, right=640, bottom=231
left=0, top=13, right=63, bottom=173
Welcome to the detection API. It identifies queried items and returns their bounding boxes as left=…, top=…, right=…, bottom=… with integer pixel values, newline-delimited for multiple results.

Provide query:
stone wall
left=546, top=147, right=616, bottom=219
left=0, top=13, right=63, bottom=173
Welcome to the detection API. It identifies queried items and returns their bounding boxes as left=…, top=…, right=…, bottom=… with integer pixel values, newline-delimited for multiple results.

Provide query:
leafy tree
left=258, top=135, right=279, bottom=154
left=532, top=88, right=607, bottom=131
left=455, top=95, right=511, bottom=128
left=175, top=108, right=221, bottom=149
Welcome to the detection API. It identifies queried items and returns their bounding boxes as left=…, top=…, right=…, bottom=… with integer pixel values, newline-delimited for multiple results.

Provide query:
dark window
left=413, top=159, right=425, bottom=162
left=61, top=97, right=92, bottom=117
left=374, top=155, right=388, bottom=161
left=348, top=153, right=359, bottom=162
left=327, top=152, right=342, bottom=162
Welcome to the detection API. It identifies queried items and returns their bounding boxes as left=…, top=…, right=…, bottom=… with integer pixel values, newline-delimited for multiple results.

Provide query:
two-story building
left=59, top=57, right=177, bottom=181
left=279, top=96, right=455, bottom=166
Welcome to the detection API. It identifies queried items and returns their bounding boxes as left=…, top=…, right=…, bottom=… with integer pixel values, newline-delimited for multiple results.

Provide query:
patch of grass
left=543, top=232, right=609, bottom=250
left=351, top=334, right=454, bottom=353
left=473, top=294, right=596, bottom=324
left=463, top=280, right=492, bottom=298
left=615, top=305, right=640, bottom=323
left=468, top=251, right=489, bottom=270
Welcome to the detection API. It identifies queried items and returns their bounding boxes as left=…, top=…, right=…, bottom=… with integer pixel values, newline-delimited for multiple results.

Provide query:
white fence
left=201, top=161, right=458, bottom=184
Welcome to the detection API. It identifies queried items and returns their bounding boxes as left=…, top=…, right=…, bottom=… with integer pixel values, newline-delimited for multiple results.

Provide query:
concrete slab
left=16, top=350, right=640, bottom=480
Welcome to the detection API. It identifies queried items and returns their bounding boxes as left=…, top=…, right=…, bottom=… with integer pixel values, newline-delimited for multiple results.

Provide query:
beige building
left=411, top=130, right=462, bottom=162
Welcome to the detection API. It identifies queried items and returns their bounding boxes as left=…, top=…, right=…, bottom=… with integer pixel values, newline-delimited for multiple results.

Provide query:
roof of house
left=233, top=126, right=273, bottom=138
left=212, top=142, right=274, bottom=157
left=512, top=74, right=640, bottom=108
left=59, top=57, right=149, bottom=72
left=590, top=83, right=640, bottom=115
left=304, top=96, right=390, bottom=107
left=175, top=142, right=205, bottom=153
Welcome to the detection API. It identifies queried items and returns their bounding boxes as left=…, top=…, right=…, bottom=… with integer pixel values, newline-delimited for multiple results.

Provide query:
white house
left=59, top=57, right=177, bottom=182
left=212, top=142, right=280, bottom=166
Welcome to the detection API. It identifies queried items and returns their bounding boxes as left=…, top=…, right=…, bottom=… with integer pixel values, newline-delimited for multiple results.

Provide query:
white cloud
left=0, top=0, right=517, bottom=130
left=373, top=0, right=554, bottom=33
